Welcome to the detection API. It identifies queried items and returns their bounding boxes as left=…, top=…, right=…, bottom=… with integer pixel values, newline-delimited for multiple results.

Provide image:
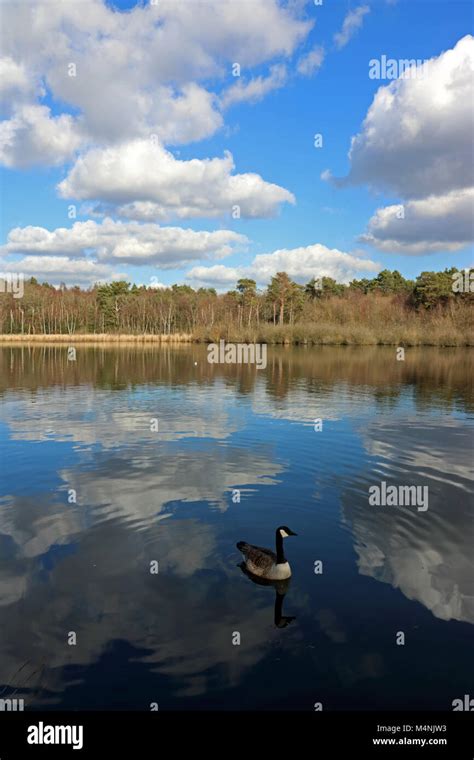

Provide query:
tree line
left=0, top=268, right=472, bottom=335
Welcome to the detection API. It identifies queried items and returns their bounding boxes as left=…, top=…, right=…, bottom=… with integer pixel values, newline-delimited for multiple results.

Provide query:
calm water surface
left=0, top=344, right=472, bottom=710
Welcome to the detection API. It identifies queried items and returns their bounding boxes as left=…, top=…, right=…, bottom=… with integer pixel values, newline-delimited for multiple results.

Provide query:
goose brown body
left=236, top=526, right=297, bottom=580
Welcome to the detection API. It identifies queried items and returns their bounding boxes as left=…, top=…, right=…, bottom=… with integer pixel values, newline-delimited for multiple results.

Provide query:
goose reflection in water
left=238, top=563, right=296, bottom=628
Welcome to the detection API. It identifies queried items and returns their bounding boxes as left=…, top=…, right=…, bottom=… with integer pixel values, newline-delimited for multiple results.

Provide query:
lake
left=0, top=344, right=472, bottom=710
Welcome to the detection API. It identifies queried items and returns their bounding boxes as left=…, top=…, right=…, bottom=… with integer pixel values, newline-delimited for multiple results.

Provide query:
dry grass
left=191, top=322, right=473, bottom=347
left=1, top=325, right=471, bottom=346
left=0, top=333, right=193, bottom=343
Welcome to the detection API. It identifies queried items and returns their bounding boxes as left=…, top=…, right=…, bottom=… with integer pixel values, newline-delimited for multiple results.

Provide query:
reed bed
left=0, top=333, right=193, bottom=343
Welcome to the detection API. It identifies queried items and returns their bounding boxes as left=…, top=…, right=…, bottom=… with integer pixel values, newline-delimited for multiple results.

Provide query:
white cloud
left=187, top=243, right=380, bottom=288
left=147, top=279, right=168, bottom=290
left=360, top=188, right=474, bottom=254
left=325, top=35, right=474, bottom=255
left=1, top=218, right=248, bottom=269
left=0, top=255, right=116, bottom=286
left=220, top=64, right=287, bottom=108
left=334, top=5, right=370, bottom=50
left=0, top=57, right=34, bottom=101
left=297, top=46, right=325, bottom=76
left=326, top=35, right=474, bottom=198
left=2, top=0, right=311, bottom=75
left=186, top=264, right=242, bottom=288
left=0, top=104, right=83, bottom=168
left=0, top=0, right=312, bottom=166
left=57, top=139, right=295, bottom=221
left=151, top=84, right=223, bottom=144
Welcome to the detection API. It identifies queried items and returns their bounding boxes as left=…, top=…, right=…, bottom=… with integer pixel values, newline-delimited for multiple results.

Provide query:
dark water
left=0, top=344, right=472, bottom=711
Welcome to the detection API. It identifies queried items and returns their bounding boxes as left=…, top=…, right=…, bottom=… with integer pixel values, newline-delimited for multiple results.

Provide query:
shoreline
left=0, top=333, right=193, bottom=343
left=0, top=332, right=472, bottom=347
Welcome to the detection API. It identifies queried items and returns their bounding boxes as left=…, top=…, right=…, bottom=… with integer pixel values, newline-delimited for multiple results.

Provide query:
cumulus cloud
left=0, top=0, right=312, bottom=166
left=1, top=218, right=248, bottom=270
left=220, top=64, right=287, bottom=108
left=187, top=243, right=380, bottom=288
left=325, top=35, right=474, bottom=198
left=297, top=46, right=325, bottom=76
left=57, top=139, right=295, bottom=221
left=186, top=264, right=242, bottom=288
left=0, top=105, right=83, bottom=168
left=151, top=84, right=223, bottom=145
left=0, top=255, right=117, bottom=286
left=0, top=57, right=35, bottom=102
left=334, top=5, right=370, bottom=50
left=360, top=188, right=474, bottom=254
left=324, top=35, right=474, bottom=254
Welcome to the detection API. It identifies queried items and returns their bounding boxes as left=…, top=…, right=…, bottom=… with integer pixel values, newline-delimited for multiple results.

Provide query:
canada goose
left=239, top=564, right=296, bottom=628
left=236, top=525, right=297, bottom=580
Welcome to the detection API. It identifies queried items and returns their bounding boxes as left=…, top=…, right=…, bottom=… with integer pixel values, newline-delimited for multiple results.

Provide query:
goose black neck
left=275, top=530, right=285, bottom=564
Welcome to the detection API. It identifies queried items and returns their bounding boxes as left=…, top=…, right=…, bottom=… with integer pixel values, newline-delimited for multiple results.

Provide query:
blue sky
left=0, top=0, right=472, bottom=289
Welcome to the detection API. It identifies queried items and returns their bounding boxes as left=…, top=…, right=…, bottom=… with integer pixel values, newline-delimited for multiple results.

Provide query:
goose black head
left=277, top=525, right=297, bottom=538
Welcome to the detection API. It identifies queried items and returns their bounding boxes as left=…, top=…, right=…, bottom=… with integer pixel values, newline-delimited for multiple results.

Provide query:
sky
left=0, top=0, right=473, bottom=290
